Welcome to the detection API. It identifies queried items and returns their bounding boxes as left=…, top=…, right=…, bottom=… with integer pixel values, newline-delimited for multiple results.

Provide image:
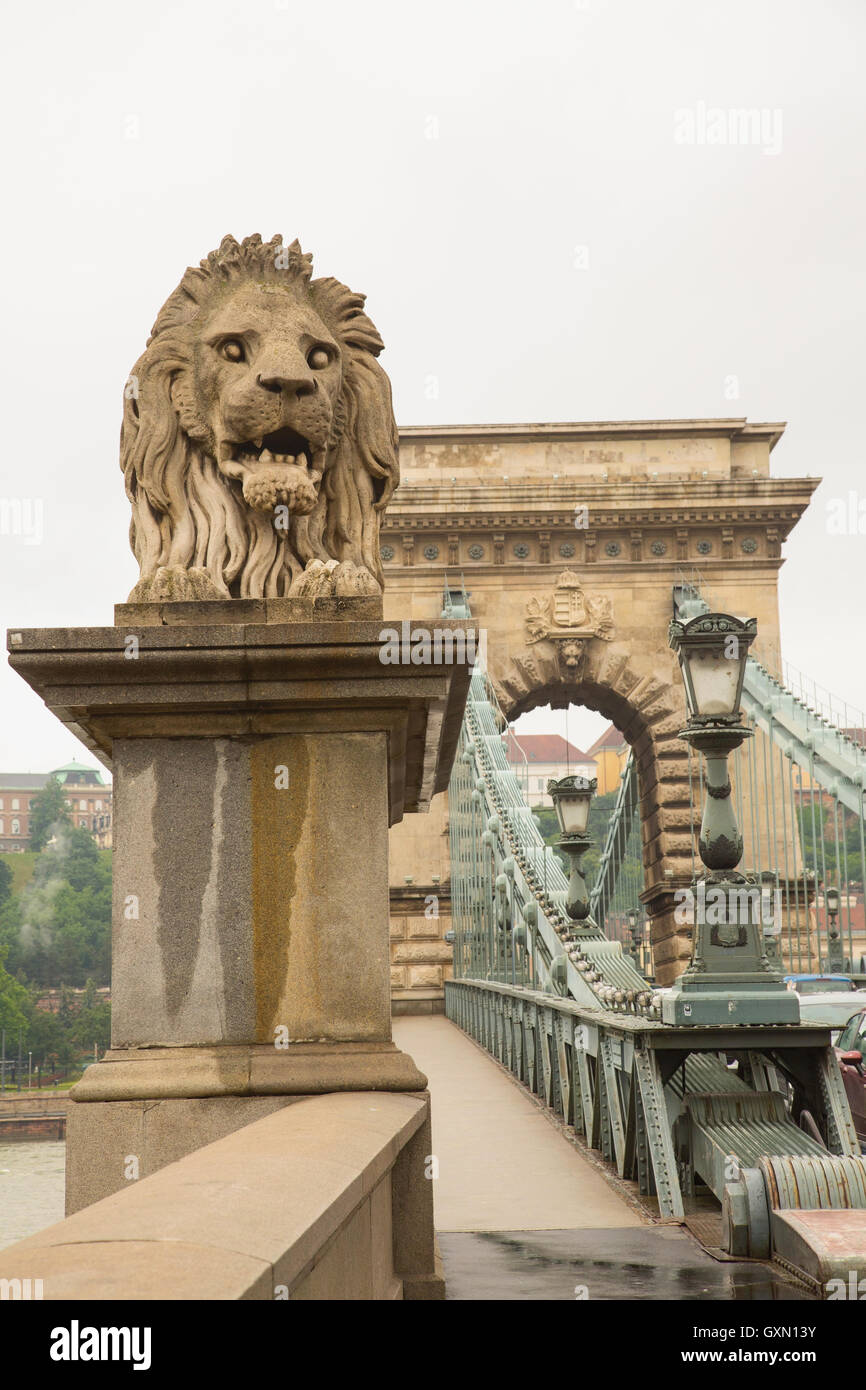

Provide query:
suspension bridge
left=428, top=572, right=866, bottom=1297
left=3, top=417, right=865, bottom=1305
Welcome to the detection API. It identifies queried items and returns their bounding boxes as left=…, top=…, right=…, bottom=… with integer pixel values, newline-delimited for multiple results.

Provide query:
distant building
left=587, top=723, right=630, bottom=796
left=0, top=761, right=112, bottom=852
left=504, top=732, right=597, bottom=807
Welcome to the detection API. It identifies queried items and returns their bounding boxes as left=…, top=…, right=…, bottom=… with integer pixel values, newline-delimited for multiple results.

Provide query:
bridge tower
left=383, top=420, right=816, bottom=987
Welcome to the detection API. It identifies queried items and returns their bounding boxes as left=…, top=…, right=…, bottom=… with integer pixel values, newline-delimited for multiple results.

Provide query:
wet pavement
left=438, top=1226, right=816, bottom=1300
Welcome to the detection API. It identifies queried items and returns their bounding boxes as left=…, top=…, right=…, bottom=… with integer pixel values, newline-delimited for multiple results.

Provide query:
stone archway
left=489, top=569, right=692, bottom=983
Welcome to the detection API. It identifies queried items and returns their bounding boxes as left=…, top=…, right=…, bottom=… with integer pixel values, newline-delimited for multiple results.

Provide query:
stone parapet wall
left=0, top=1092, right=443, bottom=1301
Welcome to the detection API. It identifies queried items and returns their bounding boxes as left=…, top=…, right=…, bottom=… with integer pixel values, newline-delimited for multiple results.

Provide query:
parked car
left=834, top=1007, right=866, bottom=1144
left=784, top=974, right=861, bottom=995
left=783, top=975, right=866, bottom=1036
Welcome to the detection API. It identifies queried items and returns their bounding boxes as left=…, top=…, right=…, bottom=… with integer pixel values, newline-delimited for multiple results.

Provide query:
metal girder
left=634, top=1086, right=655, bottom=1197
left=513, top=1000, right=525, bottom=1084
left=540, top=1011, right=554, bottom=1108
left=599, top=1033, right=627, bottom=1173
left=554, top=1013, right=573, bottom=1126
left=444, top=978, right=865, bottom=1258
left=622, top=1069, right=638, bottom=1182
left=817, top=1046, right=861, bottom=1155
left=633, top=1047, right=685, bottom=1219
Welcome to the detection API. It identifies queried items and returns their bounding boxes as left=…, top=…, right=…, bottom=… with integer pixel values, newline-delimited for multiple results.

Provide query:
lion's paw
left=241, top=462, right=319, bottom=516
left=288, top=559, right=380, bottom=599
left=127, top=566, right=227, bottom=603
left=289, top=559, right=339, bottom=598
left=331, top=562, right=381, bottom=597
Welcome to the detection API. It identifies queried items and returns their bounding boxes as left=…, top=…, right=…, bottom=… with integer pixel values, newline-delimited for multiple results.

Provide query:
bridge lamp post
left=547, top=774, right=596, bottom=930
left=627, top=907, right=642, bottom=963
left=664, top=612, right=799, bottom=1026
left=824, top=885, right=845, bottom=973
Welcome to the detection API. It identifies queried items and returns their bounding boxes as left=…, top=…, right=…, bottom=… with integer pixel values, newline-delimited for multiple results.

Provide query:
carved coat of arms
left=525, top=571, right=614, bottom=677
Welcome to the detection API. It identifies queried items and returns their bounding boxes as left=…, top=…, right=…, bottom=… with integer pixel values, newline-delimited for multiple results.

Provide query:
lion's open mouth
left=219, top=427, right=325, bottom=475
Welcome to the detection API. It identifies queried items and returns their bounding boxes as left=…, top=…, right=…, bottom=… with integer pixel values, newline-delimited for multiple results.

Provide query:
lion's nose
left=256, top=367, right=316, bottom=398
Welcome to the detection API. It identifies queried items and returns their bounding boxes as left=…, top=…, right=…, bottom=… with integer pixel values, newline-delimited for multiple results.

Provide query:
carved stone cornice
left=382, top=501, right=813, bottom=530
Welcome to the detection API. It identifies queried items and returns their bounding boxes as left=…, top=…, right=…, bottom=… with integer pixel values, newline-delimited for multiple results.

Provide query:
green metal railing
left=449, top=661, right=654, bottom=1015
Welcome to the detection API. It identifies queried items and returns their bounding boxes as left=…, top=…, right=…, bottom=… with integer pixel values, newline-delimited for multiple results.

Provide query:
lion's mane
left=120, top=234, right=399, bottom=600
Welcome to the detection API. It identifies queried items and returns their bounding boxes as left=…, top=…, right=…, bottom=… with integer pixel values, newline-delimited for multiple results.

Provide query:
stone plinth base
left=66, top=1041, right=428, bottom=1213
left=73, top=1041, right=427, bottom=1101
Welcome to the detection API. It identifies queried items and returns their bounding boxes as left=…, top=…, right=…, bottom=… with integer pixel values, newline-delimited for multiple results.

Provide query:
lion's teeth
left=260, top=449, right=274, bottom=462
left=253, top=438, right=263, bottom=449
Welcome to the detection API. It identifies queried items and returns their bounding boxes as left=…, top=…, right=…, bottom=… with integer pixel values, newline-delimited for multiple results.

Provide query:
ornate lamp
left=627, top=907, right=641, bottom=962
left=669, top=612, right=755, bottom=871
left=824, top=885, right=844, bottom=972
left=547, top=774, right=596, bottom=925
left=663, top=612, right=798, bottom=1026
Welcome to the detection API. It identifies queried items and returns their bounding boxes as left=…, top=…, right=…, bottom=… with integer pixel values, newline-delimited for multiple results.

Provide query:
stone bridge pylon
left=383, top=420, right=817, bottom=987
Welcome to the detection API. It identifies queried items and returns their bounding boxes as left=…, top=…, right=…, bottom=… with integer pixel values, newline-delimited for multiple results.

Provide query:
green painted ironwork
left=444, top=575, right=866, bottom=1276
left=677, top=579, right=866, bottom=976
left=449, top=658, right=655, bottom=1015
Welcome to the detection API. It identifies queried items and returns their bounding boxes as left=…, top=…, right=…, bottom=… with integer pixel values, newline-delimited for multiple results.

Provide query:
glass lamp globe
left=668, top=613, right=756, bottom=721
left=547, top=775, right=596, bottom=836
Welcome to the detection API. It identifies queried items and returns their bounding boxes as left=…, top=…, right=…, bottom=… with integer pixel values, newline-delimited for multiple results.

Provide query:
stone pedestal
left=8, top=598, right=474, bottom=1226
left=661, top=877, right=799, bottom=1027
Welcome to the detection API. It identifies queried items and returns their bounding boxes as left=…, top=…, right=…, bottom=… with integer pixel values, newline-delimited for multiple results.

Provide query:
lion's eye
left=308, top=347, right=330, bottom=370
left=221, top=340, right=245, bottom=363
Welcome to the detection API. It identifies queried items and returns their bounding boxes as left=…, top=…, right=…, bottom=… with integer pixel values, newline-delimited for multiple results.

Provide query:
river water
left=0, top=1142, right=66, bottom=1250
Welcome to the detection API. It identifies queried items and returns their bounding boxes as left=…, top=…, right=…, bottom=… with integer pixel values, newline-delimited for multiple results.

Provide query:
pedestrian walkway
left=392, top=1014, right=642, bottom=1232
left=392, top=1015, right=814, bottom=1300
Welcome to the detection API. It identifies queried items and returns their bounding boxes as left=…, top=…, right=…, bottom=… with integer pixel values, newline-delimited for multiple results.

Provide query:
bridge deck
left=393, top=1015, right=815, bottom=1300
left=393, top=1015, right=645, bottom=1232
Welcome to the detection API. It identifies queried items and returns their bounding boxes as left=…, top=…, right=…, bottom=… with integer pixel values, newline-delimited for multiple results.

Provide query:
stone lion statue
left=121, top=234, right=399, bottom=601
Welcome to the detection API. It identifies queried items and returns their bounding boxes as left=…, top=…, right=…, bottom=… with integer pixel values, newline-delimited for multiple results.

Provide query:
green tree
left=64, top=826, right=101, bottom=891
left=71, top=999, right=111, bottom=1055
left=0, top=945, right=30, bottom=1036
left=28, top=777, right=72, bottom=852
left=1, top=825, right=112, bottom=988
left=0, top=858, right=12, bottom=908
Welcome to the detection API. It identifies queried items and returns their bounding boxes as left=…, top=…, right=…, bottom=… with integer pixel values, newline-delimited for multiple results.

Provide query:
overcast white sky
left=1, top=0, right=864, bottom=773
